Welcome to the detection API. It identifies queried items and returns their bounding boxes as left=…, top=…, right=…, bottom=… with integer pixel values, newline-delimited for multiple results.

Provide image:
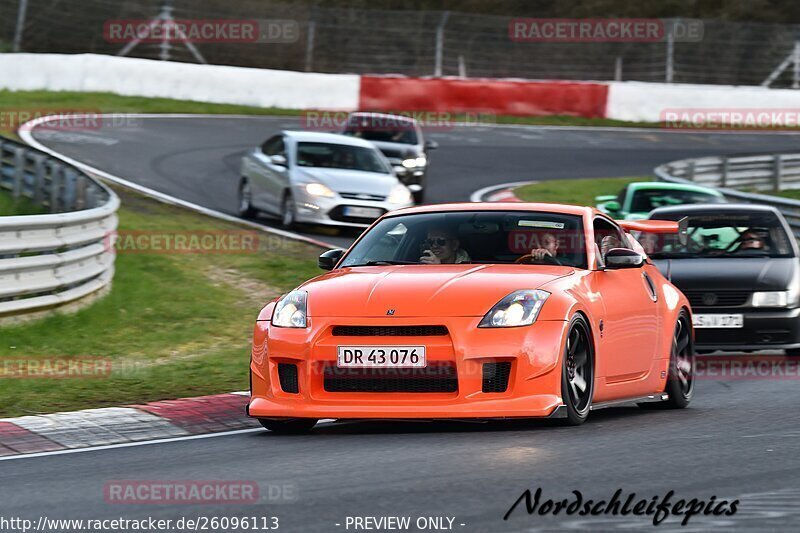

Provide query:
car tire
left=280, top=192, right=297, bottom=229
left=259, top=418, right=318, bottom=434
left=559, top=314, right=594, bottom=426
left=412, top=188, right=425, bottom=204
left=642, top=309, right=694, bottom=409
left=238, top=179, right=257, bottom=218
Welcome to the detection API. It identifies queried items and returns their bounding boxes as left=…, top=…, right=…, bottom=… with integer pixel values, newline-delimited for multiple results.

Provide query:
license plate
left=343, top=206, right=383, bottom=219
left=337, top=346, right=426, bottom=368
left=693, top=314, right=744, bottom=329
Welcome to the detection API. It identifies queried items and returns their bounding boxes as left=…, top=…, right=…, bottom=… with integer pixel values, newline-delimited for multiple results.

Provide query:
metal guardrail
left=654, top=153, right=800, bottom=239
left=0, top=136, right=118, bottom=318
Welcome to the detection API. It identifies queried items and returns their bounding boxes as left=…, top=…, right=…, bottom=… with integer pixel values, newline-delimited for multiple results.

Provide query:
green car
left=595, top=182, right=726, bottom=220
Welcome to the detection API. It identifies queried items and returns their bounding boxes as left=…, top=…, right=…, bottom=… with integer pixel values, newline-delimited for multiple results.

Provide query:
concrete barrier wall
left=360, top=76, right=609, bottom=118
left=0, top=54, right=361, bottom=111
left=605, top=81, right=800, bottom=123
left=7, top=53, right=800, bottom=123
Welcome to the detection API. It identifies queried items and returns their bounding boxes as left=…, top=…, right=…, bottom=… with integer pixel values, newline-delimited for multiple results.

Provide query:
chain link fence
left=2, top=0, right=800, bottom=86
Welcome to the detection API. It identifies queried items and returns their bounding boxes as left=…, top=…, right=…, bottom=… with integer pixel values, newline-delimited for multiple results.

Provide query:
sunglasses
left=423, top=237, right=450, bottom=247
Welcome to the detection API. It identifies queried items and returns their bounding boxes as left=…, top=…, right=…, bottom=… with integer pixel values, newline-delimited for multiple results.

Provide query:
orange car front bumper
left=248, top=316, right=570, bottom=420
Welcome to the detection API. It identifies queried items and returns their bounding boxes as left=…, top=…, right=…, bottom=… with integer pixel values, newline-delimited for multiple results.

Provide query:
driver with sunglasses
left=419, top=227, right=471, bottom=264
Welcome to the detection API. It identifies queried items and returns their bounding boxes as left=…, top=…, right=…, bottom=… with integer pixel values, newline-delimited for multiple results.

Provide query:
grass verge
left=0, top=190, right=47, bottom=216
left=0, top=186, right=323, bottom=417
left=513, top=176, right=647, bottom=205
left=0, top=90, right=662, bottom=141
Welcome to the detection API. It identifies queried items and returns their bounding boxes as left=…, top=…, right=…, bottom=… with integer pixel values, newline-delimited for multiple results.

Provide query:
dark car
left=342, top=112, right=438, bottom=203
left=642, top=204, right=800, bottom=355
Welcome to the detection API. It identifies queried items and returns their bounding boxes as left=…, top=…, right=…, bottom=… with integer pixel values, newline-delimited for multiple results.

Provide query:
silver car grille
left=339, top=192, right=386, bottom=201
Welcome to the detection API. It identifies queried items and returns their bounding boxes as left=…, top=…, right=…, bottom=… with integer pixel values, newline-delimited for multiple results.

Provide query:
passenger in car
left=737, top=230, right=769, bottom=252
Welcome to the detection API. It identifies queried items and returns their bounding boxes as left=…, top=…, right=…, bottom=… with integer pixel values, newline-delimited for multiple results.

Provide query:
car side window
left=593, top=217, right=631, bottom=259
left=261, top=135, right=285, bottom=157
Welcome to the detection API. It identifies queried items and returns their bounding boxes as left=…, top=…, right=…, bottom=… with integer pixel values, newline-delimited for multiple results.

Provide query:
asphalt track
left=6, top=117, right=800, bottom=531
left=28, top=116, right=800, bottom=248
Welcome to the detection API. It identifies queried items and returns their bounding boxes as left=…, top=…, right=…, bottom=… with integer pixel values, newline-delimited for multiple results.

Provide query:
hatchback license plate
left=337, top=346, right=426, bottom=368
left=693, top=314, right=744, bottom=329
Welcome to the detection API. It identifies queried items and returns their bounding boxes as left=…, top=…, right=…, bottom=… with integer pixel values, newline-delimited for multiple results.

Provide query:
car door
left=591, top=217, right=660, bottom=384
left=250, top=135, right=290, bottom=213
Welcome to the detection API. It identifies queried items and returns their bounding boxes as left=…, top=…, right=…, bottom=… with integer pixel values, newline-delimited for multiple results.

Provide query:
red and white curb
left=0, top=392, right=258, bottom=458
left=470, top=181, right=533, bottom=203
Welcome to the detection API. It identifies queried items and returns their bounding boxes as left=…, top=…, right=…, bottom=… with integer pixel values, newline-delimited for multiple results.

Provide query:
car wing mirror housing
left=425, top=140, right=439, bottom=150
left=604, top=248, right=644, bottom=269
left=319, top=248, right=345, bottom=270
left=602, top=200, right=621, bottom=212
left=270, top=154, right=288, bottom=167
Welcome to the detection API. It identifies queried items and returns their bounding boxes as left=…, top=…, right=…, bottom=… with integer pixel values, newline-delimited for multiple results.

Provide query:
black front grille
left=332, top=325, right=448, bottom=337
left=323, top=363, right=457, bottom=393
left=339, top=192, right=386, bottom=201
left=482, top=362, right=512, bottom=393
left=277, top=363, right=299, bottom=393
left=683, top=290, right=751, bottom=308
left=328, top=205, right=386, bottom=224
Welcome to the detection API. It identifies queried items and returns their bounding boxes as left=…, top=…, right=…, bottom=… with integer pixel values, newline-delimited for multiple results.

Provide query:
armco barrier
left=655, top=154, right=800, bottom=239
left=0, top=136, right=118, bottom=318
left=359, top=76, right=609, bottom=118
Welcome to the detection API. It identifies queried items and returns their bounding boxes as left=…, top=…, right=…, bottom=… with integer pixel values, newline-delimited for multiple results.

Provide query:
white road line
left=0, top=421, right=338, bottom=462
left=470, top=181, right=534, bottom=203
left=18, top=115, right=335, bottom=250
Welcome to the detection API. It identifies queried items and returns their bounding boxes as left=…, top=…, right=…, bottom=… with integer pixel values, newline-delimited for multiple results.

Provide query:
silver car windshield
left=296, top=142, right=390, bottom=174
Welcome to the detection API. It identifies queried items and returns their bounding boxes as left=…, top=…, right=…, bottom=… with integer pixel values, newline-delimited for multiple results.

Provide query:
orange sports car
left=248, top=203, right=694, bottom=433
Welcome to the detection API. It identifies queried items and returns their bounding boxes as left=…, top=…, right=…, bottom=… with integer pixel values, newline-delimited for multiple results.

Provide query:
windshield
left=343, top=116, right=418, bottom=145
left=630, top=189, right=724, bottom=212
left=296, top=142, right=391, bottom=173
left=640, top=212, right=795, bottom=259
left=340, top=211, right=588, bottom=268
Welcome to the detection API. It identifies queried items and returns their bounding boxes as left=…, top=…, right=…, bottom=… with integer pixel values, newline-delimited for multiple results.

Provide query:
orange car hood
left=302, top=264, right=574, bottom=318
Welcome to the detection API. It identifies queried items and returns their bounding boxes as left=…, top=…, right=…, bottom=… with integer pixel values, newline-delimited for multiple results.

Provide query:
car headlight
left=401, top=156, right=426, bottom=169
left=752, top=290, right=798, bottom=308
left=272, top=290, right=307, bottom=328
left=305, top=183, right=335, bottom=198
left=387, top=184, right=413, bottom=204
left=479, top=290, right=550, bottom=328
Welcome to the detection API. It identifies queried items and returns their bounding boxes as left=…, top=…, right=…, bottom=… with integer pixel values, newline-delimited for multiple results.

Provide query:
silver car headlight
left=479, top=290, right=550, bottom=328
left=272, top=290, right=308, bottom=328
left=304, top=183, right=335, bottom=198
left=387, top=184, right=413, bottom=204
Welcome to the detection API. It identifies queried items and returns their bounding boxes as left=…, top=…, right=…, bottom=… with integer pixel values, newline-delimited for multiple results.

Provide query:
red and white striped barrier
left=5, top=53, right=800, bottom=127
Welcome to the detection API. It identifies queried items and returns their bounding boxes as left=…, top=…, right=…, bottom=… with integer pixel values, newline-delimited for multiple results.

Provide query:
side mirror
left=270, top=154, right=288, bottom=167
left=425, top=140, right=439, bottom=150
left=604, top=248, right=644, bottom=269
left=318, top=248, right=345, bottom=270
left=603, top=200, right=621, bottom=212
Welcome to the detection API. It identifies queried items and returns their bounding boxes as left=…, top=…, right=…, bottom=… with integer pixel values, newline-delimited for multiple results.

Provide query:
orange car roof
left=387, top=202, right=599, bottom=218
